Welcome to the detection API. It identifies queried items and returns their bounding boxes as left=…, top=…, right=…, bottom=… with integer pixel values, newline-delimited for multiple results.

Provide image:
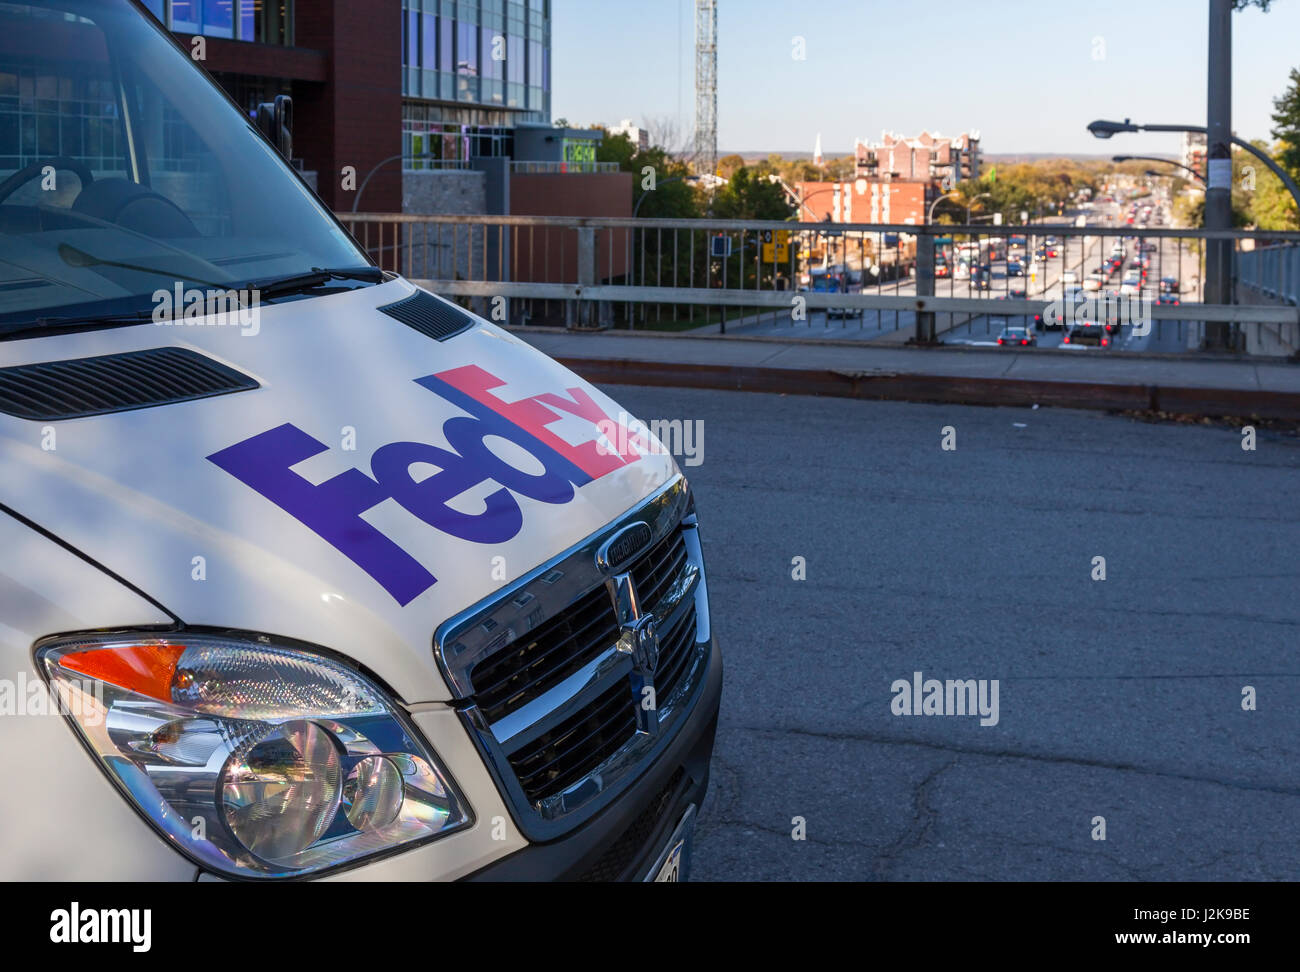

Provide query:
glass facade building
left=142, top=1, right=294, bottom=46
left=401, top=0, right=550, bottom=170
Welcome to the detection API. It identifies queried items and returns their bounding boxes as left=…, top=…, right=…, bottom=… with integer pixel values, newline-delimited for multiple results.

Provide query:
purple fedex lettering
left=206, top=423, right=437, bottom=606
left=206, top=371, right=614, bottom=605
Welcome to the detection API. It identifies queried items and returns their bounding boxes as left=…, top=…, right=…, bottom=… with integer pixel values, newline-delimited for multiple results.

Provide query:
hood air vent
left=0, top=347, right=258, bottom=420
left=378, top=290, right=474, bottom=342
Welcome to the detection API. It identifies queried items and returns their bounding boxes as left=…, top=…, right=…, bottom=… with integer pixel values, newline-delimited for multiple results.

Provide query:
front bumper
left=464, top=633, right=722, bottom=881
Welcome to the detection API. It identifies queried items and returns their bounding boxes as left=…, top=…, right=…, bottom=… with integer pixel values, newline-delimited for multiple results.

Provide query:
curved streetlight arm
left=1090, top=119, right=1300, bottom=213
left=1113, top=154, right=1206, bottom=185
left=794, top=186, right=837, bottom=220
left=927, top=191, right=959, bottom=223
left=352, top=153, right=449, bottom=212
left=633, top=176, right=684, bottom=216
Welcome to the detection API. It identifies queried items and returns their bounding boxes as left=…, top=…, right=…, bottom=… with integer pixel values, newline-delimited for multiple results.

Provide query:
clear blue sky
left=551, top=0, right=1300, bottom=157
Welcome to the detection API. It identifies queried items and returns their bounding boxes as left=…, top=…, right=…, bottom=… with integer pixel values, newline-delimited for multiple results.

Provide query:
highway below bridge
left=605, top=383, right=1300, bottom=881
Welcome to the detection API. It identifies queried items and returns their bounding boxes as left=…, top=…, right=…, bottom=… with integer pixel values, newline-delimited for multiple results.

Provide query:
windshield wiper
left=0, top=309, right=155, bottom=341
left=58, top=244, right=229, bottom=289
left=253, top=266, right=386, bottom=301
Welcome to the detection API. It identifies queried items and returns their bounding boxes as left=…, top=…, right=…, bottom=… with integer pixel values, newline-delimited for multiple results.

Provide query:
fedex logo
left=206, top=365, right=651, bottom=606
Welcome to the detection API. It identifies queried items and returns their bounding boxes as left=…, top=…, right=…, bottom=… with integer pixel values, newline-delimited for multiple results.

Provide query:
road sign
left=761, top=229, right=790, bottom=263
left=710, top=234, right=732, bottom=258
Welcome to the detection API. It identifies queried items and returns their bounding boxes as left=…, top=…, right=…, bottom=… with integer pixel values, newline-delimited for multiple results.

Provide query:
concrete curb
left=554, top=356, right=1300, bottom=421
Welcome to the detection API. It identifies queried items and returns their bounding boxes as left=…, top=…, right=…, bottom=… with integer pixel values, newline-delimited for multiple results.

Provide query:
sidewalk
left=510, top=326, right=1300, bottom=420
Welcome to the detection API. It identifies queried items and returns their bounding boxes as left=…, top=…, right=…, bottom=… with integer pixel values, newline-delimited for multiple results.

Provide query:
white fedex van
left=0, top=0, right=719, bottom=881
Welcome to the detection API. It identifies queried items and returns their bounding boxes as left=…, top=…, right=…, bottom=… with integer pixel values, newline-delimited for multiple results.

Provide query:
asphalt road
left=605, top=384, right=1300, bottom=881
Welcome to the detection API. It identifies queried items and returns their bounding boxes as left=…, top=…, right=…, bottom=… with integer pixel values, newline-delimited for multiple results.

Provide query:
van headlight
left=37, top=633, right=470, bottom=878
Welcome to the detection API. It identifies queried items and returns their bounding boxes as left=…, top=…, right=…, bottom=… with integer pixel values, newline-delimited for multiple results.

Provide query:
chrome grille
left=508, top=680, right=638, bottom=802
left=629, top=530, right=688, bottom=610
left=652, top=603, right=698, bottom=706
left=470, top=584, right=620, bottom=724
left=436, top=476, right=712, bottom=841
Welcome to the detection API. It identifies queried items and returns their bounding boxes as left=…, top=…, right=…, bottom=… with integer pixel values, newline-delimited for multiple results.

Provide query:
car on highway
left=810, top=265, right=865, bottom=317
left=1157, top=292, right=1181, bottom=306
left=996, top=322, right=1037, bottom=346
left=1062, top=322, right=1111, bottom=348
left=1062, top=270, right=1079, bottom=285
left=1007, top=259, right=1024, bottom=277
left=1120, top=272, right=1143, bottom=296
left=0, top=0, right=720, bottom=884
left=1160, top=276, right=1180, bottom=294
left=1083, top=273, right=1104, bottom=292
left=972, top=265, right=992, bottom=291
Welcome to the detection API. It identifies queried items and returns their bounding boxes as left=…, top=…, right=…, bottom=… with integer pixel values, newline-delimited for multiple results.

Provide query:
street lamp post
left=1089, top=115, right=1300, bottom=351
left=1113, top=155, right=1207, bottom=185
left=966, top=191, right=992, bottom=225
left=1088, top=120, right=1300, bottom=213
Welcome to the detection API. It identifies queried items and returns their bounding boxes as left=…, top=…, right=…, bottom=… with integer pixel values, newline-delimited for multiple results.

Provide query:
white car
left=0, top=0, right=719, bottom=883
left=1061, top=270, right=1079, bottom=285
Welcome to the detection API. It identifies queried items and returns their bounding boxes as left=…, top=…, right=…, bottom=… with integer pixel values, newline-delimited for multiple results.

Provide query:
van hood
left=0, top=279, right=677, bottom=701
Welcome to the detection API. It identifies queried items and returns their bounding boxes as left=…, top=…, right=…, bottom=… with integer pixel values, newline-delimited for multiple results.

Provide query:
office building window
left=528, top=39, right=541, bottom=87
left=457, top=21, right=478, bottom=75
left=404, top=9, right=419, bottom=67
left=440, top=16, right=453, bottom=72
left=481, top=29, right=503, bottom=80
left=506, top=35, right=523, bottom=85
left=422, top=14, right=438, bottom=71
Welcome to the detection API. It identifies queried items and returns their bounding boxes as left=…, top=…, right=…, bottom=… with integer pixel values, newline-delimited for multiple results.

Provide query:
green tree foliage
left=1269, top=67, right=1300, bottom=184
left=717, top=154, right=746, bottom=181
left=1246, top=140, right=1299, bottom=231
left=596, top=131, right=699, bottom=218
left=711, top=166, right=795, bottom=220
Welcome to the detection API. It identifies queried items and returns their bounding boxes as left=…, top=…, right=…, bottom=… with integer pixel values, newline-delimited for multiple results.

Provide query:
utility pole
left=1203, top=0, right=1233, bottom=348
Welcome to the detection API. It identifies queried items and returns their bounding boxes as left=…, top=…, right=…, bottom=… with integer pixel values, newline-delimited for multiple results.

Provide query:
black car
left=1062, top=322, right=1110, bottom=348
left=997, top=323, right=1037, bottom=347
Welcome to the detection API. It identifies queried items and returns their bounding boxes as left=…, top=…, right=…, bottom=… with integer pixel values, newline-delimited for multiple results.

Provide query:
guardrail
left=337, top=213, right=1300, bottom=356
left=1238, top=242, right=1300, bottom=306
left=508, top=161, right=622, bottom=174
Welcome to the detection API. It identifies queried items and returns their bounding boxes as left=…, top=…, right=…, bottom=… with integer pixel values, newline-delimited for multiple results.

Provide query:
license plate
left=653, top=839, right=685, bottom=882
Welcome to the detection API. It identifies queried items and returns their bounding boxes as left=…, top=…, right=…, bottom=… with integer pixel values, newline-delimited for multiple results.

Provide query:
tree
left=596, top=130, right=700, bottom=218
left=1269, top=67, right=1300, bottom=181
left=717, top=154, right=746, bottom=181
left=1247, top=139, right=1300, bottom=230
left=711, top=166, right=794, bottom=220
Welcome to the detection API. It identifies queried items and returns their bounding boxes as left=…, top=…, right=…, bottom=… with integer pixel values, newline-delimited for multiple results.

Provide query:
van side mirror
left=256, top=94, right=293, bottom=161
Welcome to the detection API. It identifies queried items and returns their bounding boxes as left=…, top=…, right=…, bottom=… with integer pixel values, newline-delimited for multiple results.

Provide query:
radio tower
left=694, top=0, right=717, bottom=178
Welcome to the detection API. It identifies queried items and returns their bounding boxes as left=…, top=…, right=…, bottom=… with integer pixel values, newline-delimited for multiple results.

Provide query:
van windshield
left=0, top=0, right=370, bottom=332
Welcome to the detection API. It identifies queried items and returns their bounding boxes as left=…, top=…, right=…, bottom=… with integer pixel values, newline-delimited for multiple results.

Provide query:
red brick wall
left=509, top=172, right=634, bottom=283
left=294, top=0, right=403, bottom=212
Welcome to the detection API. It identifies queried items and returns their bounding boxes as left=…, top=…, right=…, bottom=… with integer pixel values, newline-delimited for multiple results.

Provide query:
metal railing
left=509, top=161, right=622, bottom=174
left=337, top=213, right=1300, bottom=356
left=1238, top=242, right=1300, bottom=306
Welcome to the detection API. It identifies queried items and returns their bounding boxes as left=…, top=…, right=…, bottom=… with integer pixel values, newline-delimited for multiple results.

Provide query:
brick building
left=797, top=179, right=927, bottom=226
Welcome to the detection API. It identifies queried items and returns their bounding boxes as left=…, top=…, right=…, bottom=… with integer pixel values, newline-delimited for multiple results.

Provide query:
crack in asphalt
left=736, top=724, right=1300, bottom=798
left=873, top=758, right=957, bottom=880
